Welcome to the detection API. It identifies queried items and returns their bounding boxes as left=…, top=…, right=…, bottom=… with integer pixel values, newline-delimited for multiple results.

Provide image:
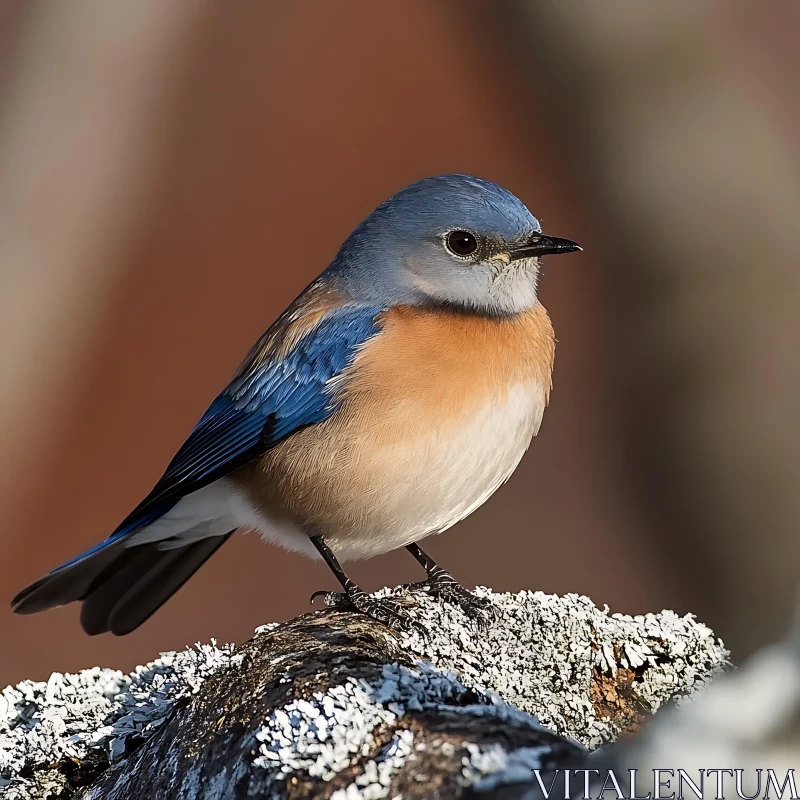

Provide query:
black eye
left=446, top=230, right=478, bottom=257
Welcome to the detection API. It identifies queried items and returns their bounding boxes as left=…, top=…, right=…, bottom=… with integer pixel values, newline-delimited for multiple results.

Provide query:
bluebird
left=12, top=175, right=580, bottom=635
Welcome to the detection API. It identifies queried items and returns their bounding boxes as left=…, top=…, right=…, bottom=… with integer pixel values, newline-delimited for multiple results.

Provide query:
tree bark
left=0, top=590, right=728, bottom=799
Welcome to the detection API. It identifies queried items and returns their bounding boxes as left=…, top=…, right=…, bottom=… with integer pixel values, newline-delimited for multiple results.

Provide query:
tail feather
left=82, top=535, right=232, bottom=635
left=11, top=503, right=175, bottom=615
left=11, top=538, right=129, bottom=615
left=12, top=532, right=232, bottom=635
left=78, top=545, right=178, bottom=635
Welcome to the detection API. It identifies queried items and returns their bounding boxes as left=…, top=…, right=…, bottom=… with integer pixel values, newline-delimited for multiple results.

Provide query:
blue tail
left=11, top=502, right=231, bottom=635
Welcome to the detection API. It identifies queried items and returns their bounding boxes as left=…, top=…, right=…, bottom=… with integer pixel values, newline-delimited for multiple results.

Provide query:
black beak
left=510, top=233, right=582, bottom=259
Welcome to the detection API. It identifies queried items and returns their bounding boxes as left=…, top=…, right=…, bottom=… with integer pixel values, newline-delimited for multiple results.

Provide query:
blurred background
left=1, top=0, right=798, bottom=685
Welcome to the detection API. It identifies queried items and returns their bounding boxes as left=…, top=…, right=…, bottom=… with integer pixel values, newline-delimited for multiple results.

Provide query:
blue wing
left=117, top=302, right=385, bottom=532
left=10, top=301, right=386, bottom=627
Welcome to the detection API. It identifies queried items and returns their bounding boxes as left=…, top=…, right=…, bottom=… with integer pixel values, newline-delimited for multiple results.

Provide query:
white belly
left=292, top=380, right=547, bottom=561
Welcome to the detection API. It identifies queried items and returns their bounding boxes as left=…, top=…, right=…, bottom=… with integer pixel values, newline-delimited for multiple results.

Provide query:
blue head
left=327, top=175, right=580, bottom=316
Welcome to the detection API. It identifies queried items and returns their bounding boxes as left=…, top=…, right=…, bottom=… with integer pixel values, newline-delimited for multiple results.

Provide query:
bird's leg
left=402, top=543, right=498, bottom=624
left=309, top=535, right=418, bottom=633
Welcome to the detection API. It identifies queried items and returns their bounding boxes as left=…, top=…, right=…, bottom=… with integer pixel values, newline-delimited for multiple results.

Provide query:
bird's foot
left=402, top=573, right=499, bottom=628
left=310, top=584, right=421, bottom=634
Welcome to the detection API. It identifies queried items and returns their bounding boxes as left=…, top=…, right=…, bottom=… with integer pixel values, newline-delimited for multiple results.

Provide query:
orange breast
left=236, top=302, right=555, bottom=558
left=339, top=302, right=555, bottom=423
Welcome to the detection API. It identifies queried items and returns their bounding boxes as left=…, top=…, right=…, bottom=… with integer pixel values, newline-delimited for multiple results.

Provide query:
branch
left=581, top=619, right=800, bottom=800
left=0, top=589, right=727, bottom=799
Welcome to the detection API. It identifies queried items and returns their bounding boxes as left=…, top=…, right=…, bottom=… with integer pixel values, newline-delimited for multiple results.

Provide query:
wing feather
left=117, top=302, right=384, bottom=531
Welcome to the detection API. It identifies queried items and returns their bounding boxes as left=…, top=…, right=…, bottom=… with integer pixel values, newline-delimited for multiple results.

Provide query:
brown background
left=1, top=1, right=798, bottom=685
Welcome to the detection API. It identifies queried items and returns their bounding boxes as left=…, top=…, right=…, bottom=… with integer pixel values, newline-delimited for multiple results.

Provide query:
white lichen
left=0, top=641, right=236, bottom=800
left=464, top=743, right=554, bottom=792
left=391, top=588, right=729, bottom=749
left=253, top=661, right=553, bottom=798
left=254, top=677, right=401, bottom=781
left=0, top=590, right=728, bottom=799
left=607, top=638, right=800, bottom=774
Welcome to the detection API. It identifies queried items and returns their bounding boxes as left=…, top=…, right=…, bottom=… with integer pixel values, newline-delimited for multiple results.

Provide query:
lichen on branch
left=0, top=589, right=728, bottom=799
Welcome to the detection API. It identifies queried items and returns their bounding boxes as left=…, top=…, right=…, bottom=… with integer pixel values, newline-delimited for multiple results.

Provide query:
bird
left=11, top=174, right=581, bottom=635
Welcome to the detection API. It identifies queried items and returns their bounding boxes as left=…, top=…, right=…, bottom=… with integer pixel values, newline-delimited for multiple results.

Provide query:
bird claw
left=310, top=586, right=424, bottom=635
left=310, top=589, right=339, bottom=606
left=402, top=575, right=499, bottom=629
